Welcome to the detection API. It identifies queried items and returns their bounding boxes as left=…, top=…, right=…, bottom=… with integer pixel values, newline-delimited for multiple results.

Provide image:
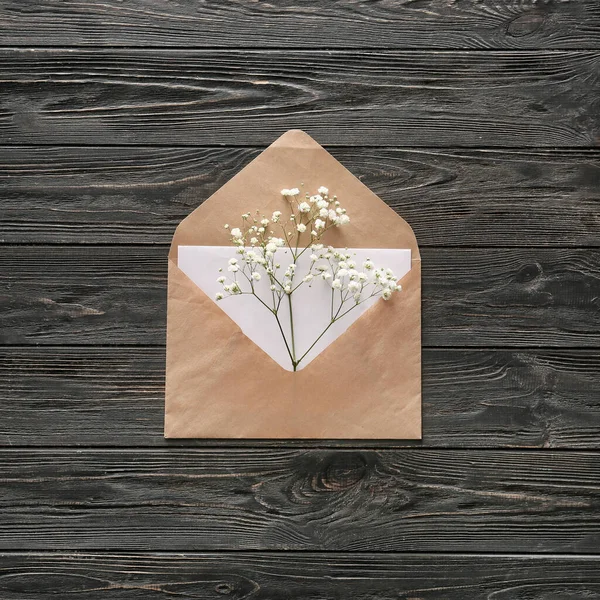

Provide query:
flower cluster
left=215, top=185, right=401, bottom=370
left=223, top=185, right=349, bottom=251
left=308, top=245, right=401, bottom=306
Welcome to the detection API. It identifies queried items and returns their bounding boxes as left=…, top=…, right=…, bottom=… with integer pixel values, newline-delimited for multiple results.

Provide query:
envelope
left=165, top=129, right=421, bottom=439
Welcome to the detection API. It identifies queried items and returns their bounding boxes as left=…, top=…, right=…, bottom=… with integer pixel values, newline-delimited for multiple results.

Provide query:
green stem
left=273, top=311, right=296, bottom=368
left=295, top=292, right=379, bottom=368
left=330, top=286, right=335, bottom=320
left=287, top=292, right=297, bottom=370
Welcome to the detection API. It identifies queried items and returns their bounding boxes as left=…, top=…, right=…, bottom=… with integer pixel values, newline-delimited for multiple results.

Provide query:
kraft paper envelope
left=165, top=129, right=421, bottom=439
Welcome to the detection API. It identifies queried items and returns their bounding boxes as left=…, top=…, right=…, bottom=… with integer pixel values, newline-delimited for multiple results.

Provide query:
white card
left=178, top=246, right=411, bottom=371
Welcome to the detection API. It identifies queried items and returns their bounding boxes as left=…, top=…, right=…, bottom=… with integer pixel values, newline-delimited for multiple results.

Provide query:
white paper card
left=178, top=246, right=411, bottom=371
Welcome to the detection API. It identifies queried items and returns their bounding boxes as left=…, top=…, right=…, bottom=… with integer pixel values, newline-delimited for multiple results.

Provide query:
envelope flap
left=169, top=129, right=420, bottom=262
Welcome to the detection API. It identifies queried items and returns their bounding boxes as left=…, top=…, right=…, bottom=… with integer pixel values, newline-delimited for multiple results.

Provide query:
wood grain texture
left=1, top=346, right=599, bottom=449
left=1, top=0, right=599, bottom=49
left=1, top=552, right=600, bottom=599
left=0, top=449, right=599, bottom=551
left=1, top=146, right=599, bottom=246
left=1, top=246, right=599, bottom=347
left=1, top=49, right=599, bottom=147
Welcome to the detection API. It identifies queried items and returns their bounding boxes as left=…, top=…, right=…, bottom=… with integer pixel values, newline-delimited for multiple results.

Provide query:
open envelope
left=165, top=130, right=421, bottom=439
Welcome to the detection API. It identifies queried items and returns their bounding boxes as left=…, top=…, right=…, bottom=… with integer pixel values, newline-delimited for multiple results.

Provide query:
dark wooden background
left=1, top=0, right=600, bottom=597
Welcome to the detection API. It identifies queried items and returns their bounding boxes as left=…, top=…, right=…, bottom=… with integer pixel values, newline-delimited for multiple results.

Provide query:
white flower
left=298, top=201, right=311, bottom=213
left=228, top=258, right=238, bottom=266
left=289, top=188, right=300, bottom=196
left=272, top=211, right=282, bottom=222
left=382, top=289, right=392, bottom=300
left=223, top=285, right=231, bottom=292
left=224, top=224, right=229, bottom=229
left=311, top=230, right=317, bottom=237
left=337, top=268, right=348, bottom=277
left=316, top=199, right=328, bottom=209
left=319, top=207, right=329, bottom=218
left=331, top=279, right=342, bottom=289
left=228, top=264, right=239, bottom=272
left=217, top=276, right=226, bottom=284
left=338, top=261, right=347, bottom=269
left=312, top=243, right=324, bottom=251
left=314, top=219, right=325, bottom=230
left=318, top=186, right=328, bottom=195
left=328, top=209, right=337, bottom=220
left=230, top=227, right=242, bottom=238
left=321, top=271, right=332, bottom=280
left=347, top=260, right=356, bottom=269
left=251, top=272, right=261, bottom=281
left=303, top=274, right=314, bottom=283
left=358, top=272, right=368, bottom=282
left=258, top=227, right=265, bottom=233
left=270, top=284, right=276, bottom=291
left=310, top=254, right=318, bottom=261
left=215, top=292, right=224, bottom=300
left=348, top=281, right=360, bottom=292
left=289, top=263, right=296, bottom=271
left=338, top=214, right=350, bottom=225
left=297, top=223, right=307, bottom=233
left=309, top=194, right=322, bottom=203
left=248, top=237, right=257, bottom=245
left=281, top=188, right=291, bottom=196
left=363, top=259, right=374, bottom=271
left=266, top=242, right=277, bottom=253
left=260, top=218, right=269, bottom=226
left=284, top=285, right=292, bottom=294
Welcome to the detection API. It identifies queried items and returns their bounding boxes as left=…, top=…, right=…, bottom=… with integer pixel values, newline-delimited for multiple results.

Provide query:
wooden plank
left=0, top=448, right=599, bottom=551
left=1, top=0, right=599, bottom=49
left=1, top=246, right=599, bottom=347
left=1, top=346, right=599, bottom=448
left=1, top=49, right=599, bottom=147
left=2, top=146, right=599, bottom=246
left=1, top=552, right=600, bottom=599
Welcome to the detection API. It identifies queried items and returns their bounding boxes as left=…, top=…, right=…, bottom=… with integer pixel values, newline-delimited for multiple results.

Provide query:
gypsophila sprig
left=215, top=185, right=401, bottom=370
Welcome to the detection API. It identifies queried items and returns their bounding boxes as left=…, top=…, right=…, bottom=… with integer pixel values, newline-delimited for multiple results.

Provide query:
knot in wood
left=516, top=262, right=543, bottom=283
left=319, top=453, right=367, bottom=491
left=215, top=582, right=234, bottom=595
left=506, top=9, right=546, bottom=38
